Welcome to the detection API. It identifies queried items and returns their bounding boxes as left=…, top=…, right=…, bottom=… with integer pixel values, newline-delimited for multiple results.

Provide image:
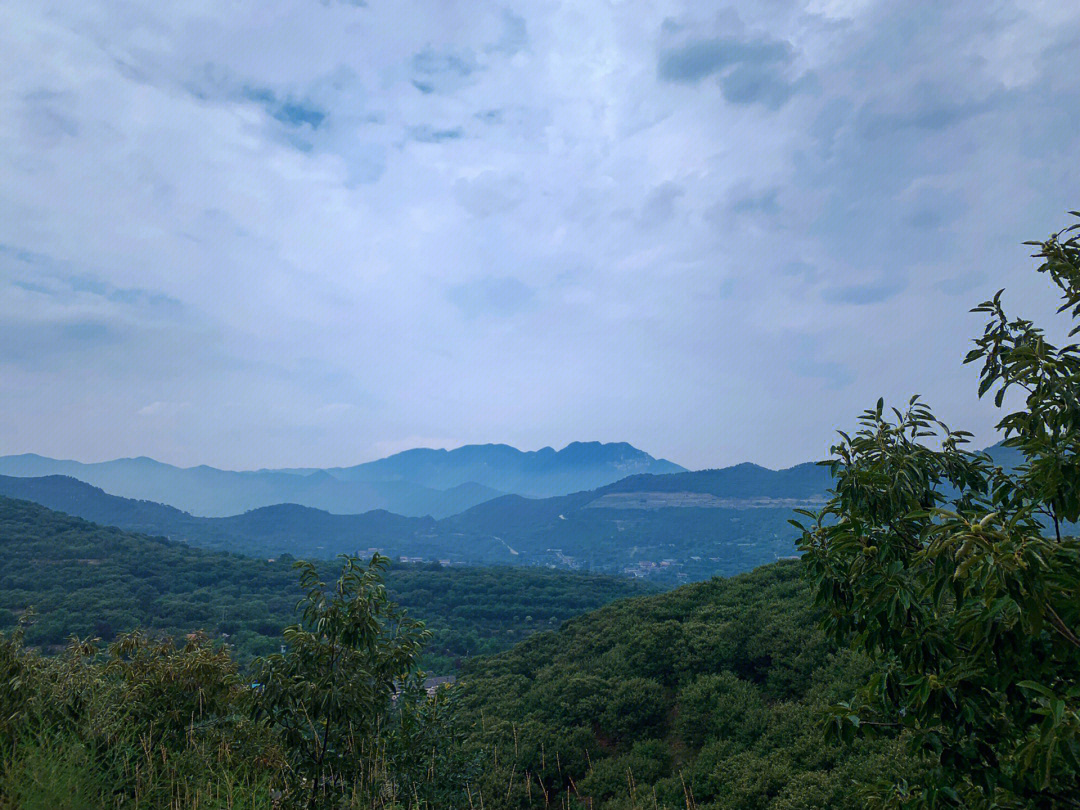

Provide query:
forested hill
left=0, top=475, right=447, bottom=558
left=0, top=473, right=196, bottom=529
left=601, top=460, right=829, bottom=500
left=0, top=496, right=654, bottom=673
left=457, top=561, right=918, bottom=808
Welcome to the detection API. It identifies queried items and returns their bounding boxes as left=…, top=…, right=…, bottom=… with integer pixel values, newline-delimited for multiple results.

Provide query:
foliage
left=253, top=554, right=431, bottom=807
left=1, top=480, right=925, bottom=809
left=0, top=555, right=475, bottom=809
left=795, top=213, right=1080, bottom=807
left=1, top=617, right=281, bottom=809
left=453, top=561, right=920, bottom=809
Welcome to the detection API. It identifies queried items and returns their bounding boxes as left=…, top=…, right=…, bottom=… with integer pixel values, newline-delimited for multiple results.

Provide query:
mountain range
left=0, top=457, right=827, bottom=582
left=0, top=442, right=685, bottom=519
left=0, top=441, right=1019, bottom=583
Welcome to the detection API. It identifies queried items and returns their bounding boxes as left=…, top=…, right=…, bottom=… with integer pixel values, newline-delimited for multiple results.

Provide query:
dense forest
left=0, top=540, right=920, bottom=809
left=1, top=514, right=907, bottom=809
left=0, top=496, right=653, bottom=673
left=454, top=561, right=918, bottom=808
left=0, top=495, right=905, bottom=808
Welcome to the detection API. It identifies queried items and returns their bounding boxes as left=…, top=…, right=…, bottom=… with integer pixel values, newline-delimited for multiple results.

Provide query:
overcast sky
left=2, top=1, right=1079, bottom=471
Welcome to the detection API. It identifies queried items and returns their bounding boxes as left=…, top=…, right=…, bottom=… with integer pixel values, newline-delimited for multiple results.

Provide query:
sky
left=2, top=0, right=1079, bottom=471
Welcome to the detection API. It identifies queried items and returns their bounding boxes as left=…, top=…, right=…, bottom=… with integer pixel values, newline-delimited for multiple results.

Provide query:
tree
left=253, top=553, right=431, bottom=808
left=795, top=212, right=1080, bottom=807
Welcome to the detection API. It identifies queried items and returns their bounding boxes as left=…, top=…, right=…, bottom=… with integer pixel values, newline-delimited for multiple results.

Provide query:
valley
left=0, top=496, right=654, bottom=673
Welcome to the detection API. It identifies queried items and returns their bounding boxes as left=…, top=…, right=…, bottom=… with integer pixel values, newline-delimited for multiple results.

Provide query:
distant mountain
left=983, top=441, right=1025, bottom=470
left=0, top=455, right=827, bottom=582
left=601, top=461, right=829, bottom=500
left=330, top=441, right=687, bottom=496
left=0, top=474, right=194, bottom=532
left=0, top=475, right=451, bottom=559
left=0, top=454, right=502, bottom=518
left=0, top=442, right=682, bottom=518
left=0, top=442, right=1043, bottom=585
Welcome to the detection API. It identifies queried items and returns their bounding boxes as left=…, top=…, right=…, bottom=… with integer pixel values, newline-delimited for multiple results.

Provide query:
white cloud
left=1, top=0, right=1079, bottom=470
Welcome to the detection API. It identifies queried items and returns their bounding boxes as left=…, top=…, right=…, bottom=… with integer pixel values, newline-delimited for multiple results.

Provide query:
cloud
left=20, top=90, right=80, bottom=145
left=779, top=261, right=819, bottom=283
left=241, top=87, right=327, bottom=129
left=721, top=65, right=815, bottom=109
left=447, top=277, right=535, bottom=319
left=454, top=171, right=527, bottom=217
left=2, top=246, right=182, bottom=309
left=656, top=30, right=810, bottom=109
left=0, top=319, right=122, bottom=368
left=2, top=0, right=1079, bottom=470
left=935, top=271, right=986, bottom=297
left=411, top=46, right=478, bottom=94
left=470, top=104, right=551, bottom=140
left=856, top=83, right=1004, bottom=138
left=792, top=356, right=855, bottom=389
left=487, top=9, right=528, bottom=56
left=730, top=188, right=780, bottom=216
left=788, top=335, right=855, bottom=389
left=640, top=182, right=684, bottom=227
left=1, top=245, right=184, bottom=314
left=658, top=37, right=792, bottom=84
left=901, top=186, right=966, bottom=231
left=821, top=278, right=907, bottom=305
left=406, top=124, right=464, bottom=143
left=138, top=401, right=190, bottom=417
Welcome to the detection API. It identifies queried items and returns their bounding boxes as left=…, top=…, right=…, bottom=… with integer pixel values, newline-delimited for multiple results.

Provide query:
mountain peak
left=333, top=441, right=685, bottom=499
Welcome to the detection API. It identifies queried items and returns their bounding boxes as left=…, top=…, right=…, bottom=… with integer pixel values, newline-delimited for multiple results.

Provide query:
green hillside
left=0, top=494, right=917, bottom=808
left=0, top=496, right=654, bottom=673
left=456, top=561, right=920, bottom=808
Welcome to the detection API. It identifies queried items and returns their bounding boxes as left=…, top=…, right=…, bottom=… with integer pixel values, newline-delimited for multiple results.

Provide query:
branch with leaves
left=796, top=212, right=1080, bottom=809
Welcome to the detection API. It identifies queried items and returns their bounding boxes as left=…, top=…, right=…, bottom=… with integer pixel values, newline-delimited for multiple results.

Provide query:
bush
left=797, top=211, right=1080, bottom=806
left=0, top=555, right=475, bottom=809
left=601, top=677, right=667, bottom=741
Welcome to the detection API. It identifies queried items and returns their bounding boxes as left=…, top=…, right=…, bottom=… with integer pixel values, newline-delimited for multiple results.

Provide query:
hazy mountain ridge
left=602, top=461, right=830, bottom=499
left=0, top=444, right=1019, bottom=581
left=330, top=441, right=687, bottom=495
left=0, top=452, right=823, bottom=581
left=0, top=454, right=500, bottom=518
left=0, top=442, right=682, bottom=518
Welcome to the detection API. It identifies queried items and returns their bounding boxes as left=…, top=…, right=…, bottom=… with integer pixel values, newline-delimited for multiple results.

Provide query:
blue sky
left=1, top=0, right=1079, bottom=470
